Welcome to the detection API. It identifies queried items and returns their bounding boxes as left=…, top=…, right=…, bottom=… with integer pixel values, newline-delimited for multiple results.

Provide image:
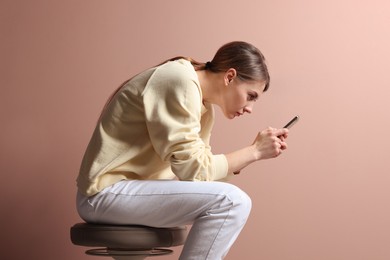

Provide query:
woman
left=76, top=41, right=288, bottom=259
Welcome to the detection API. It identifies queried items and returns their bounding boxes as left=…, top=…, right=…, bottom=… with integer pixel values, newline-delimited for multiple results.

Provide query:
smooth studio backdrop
left=1, top=0, right=389, bottom=259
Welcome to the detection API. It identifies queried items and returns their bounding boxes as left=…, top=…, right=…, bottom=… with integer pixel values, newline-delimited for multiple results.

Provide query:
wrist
left=251, top=144, right=262, bottom=161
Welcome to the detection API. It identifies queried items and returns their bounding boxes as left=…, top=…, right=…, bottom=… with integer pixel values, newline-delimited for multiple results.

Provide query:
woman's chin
left=220, top=108, right=235, bottom=119
left=226, top=113, right=236, bottom=120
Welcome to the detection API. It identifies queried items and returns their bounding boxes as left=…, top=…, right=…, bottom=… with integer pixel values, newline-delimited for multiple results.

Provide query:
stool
left=70, top=223, right=187, bottom=260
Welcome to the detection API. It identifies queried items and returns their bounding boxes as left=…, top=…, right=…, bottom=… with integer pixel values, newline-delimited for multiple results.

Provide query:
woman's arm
left=225, top=127, right=289, bottom=174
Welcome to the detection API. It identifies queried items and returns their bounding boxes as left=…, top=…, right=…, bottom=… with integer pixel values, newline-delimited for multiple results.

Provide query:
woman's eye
left=248, top=94, right=257, bottom=101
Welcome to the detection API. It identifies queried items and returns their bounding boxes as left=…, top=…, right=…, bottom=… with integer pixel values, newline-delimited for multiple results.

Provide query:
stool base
left=85, top=247, right=173, bottom=260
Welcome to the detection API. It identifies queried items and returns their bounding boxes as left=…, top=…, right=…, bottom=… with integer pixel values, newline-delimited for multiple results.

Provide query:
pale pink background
left=1, top=0, right=389, bottom=259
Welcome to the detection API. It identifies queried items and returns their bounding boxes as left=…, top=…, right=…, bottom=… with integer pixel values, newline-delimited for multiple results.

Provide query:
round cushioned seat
left=70, top=223, right=187, bottom=259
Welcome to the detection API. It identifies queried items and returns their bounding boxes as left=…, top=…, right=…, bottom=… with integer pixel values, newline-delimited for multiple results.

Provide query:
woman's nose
left=243, top=105, right=252, bottom=114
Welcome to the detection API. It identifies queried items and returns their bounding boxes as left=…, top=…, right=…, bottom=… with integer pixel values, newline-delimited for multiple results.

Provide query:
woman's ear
left=224, top=68, right=237, bottom=86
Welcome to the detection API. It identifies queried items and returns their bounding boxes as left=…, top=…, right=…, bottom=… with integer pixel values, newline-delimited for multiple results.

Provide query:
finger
left=277, top=128, right=289, bottom=135
left=276, top=128, right=289, bottom=139
left=275, top=148, right=283, bottom=157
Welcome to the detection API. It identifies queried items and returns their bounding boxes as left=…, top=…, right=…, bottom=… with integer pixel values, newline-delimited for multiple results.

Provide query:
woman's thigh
left=77, top=179, right=250, bottom=227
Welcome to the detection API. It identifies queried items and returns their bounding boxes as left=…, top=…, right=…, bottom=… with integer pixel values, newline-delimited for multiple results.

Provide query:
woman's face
left=220, top=78, right=265, bottom=119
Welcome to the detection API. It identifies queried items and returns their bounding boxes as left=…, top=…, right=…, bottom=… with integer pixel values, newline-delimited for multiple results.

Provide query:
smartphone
left=283, top=115, right=299, bottom=129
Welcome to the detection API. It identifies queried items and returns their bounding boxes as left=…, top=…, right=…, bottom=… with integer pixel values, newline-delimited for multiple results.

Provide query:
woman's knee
left=210, top=183, right=252, bottom=224
left=227, top=184, right=252, bottom=216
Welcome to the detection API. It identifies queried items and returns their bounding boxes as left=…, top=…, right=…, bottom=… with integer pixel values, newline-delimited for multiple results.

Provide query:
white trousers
left=77, top=180, right=252, bottom=260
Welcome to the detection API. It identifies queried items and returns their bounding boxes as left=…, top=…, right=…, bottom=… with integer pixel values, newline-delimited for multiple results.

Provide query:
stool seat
left=70, top=223, right=187, bottom=259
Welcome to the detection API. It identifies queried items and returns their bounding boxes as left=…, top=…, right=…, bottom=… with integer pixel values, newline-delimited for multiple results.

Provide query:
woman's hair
left=209, top=41, right=270, bottom=91
left=161, top=41, right=270, bottom=92
left=99, top=41, right=270, bottom=120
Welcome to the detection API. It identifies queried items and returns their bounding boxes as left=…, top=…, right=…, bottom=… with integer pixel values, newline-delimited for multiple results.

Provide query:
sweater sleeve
left=142, top=62, right=229, bottom=181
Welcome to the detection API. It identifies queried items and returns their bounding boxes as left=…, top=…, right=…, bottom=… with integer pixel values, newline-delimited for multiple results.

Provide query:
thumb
left=276, top=128, right=289, bottom=138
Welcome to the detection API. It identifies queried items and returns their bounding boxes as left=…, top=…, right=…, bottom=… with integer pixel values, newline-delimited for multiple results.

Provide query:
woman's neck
left=196, top=70, right=223, bottom=105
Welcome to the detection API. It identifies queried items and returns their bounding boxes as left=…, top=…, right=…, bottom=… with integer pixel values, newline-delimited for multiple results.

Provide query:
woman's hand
left=252, top=127, right=289, bottom=160
left=225, top=127, right=289, bottom=175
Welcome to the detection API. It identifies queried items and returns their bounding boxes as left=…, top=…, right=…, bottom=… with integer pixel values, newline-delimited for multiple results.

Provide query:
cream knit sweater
left=77, top=59, right=230, bottom=196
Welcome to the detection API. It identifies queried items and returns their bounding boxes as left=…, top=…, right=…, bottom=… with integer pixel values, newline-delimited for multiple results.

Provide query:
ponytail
left=157, top=56, right=207, bottom=71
